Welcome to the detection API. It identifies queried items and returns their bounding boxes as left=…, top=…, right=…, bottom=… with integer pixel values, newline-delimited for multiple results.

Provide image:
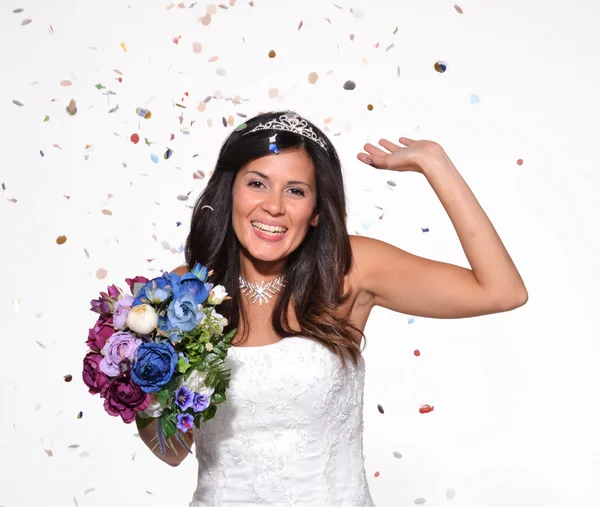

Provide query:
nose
left=261, top=190, right=284, bottom=215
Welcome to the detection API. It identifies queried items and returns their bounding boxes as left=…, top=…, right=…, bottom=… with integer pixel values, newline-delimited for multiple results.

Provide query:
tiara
left=239, top=111, right=328, bottom=152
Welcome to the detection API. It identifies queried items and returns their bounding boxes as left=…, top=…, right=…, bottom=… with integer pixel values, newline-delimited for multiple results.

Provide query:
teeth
left=252, top=222, right=287, bottom=233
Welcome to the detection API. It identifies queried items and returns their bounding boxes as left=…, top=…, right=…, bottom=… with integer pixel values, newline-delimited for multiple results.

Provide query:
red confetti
left=419, top=404, right=434, bottom=414
left=517, top=159, right=523, bottom=166
left=374, top=471, right=380, bottom=478
left=130, top=133, right=140, bottom=144
left=414, top=349, right=420, bottom=356
left=170, top=133, right=175, bottom=141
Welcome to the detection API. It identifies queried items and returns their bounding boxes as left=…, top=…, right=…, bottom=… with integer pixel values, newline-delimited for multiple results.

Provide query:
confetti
left=308, top=72, right=318, bottom=84
left=172, top=35, right=182, bottom=44
left=68, top=444, right=80, bottom=449
left=374, top=471, right=380, bottom=478
left=418, top=404, right=434, bottom=414
left=60, top=80, right=72, bottom=87
left=393, top=26, right=399, bottom=35
left=367, top=104, right=373, bottom=111
left=49, top=24, right=54, bottom=34
left=13, top=100, right=24, bottom=107
left=517, top=159, right=523, bottom=166
left=150, top=154, right=159, bottom=163
left=67, top=99, right=77, bottom=115
left=44, top=115, right=50, bottom=122
left=268, top=49, right=277, bottom=58
left=45, top=449, right=54, bottom=457
left=377, top=404, right=384, bottom=414
left=192, top=42, right=203, bottom=53
left=415, top=498, right=426, bottom=505
left=13, top=8, right=25, bottom=13
left=64, top=374, right=73, bottom=382
left=454, top=5, right=463, bottom=14
left=408, top=316, right=415, bottom=324
left=298, top=20, right=303, bottom=30
left=164, top=148, right=173, bottom=160
left=393, top=451, right=403, bottom=459
left=421, top=227, right=429, bottom=233
left=446, top=489, right=457, bottom=500
left=130, top=133, right=140, bottom=144
left=199, top=13, right=212, bottom=25
left=470, top=93, right=480, bottom=104
left=101, top=209, right=112, bottom=216
left=120, top=42, right=127, bottom=52
left=343, top=80, right=356, bottom=90
left=269, top=88, right=279, bottom=98
left=434, top=60, right=448, bottom=73
left=95, top=83, right=105, bottom=90
left=216, top=68, right=227, bottom=76
left=77, top=411, right=83, bottom=419
left=414, top=350, right=420, bottom=356
left=136, top=107, right=152, bottom=119
left=21, top=18, right=32, bottom=26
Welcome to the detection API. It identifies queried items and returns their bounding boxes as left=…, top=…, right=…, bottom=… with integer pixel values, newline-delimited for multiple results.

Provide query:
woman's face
left=231, top=148, right=318, bottom=276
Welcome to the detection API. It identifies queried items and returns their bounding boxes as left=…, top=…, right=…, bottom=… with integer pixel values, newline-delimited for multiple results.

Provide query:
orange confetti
left=60, top=80, right=72, bottom=87
left=419, top=404, right=434, bottom=414
left=268, top=49, right=276, bottom=58
left=56, top=235, right=67, bottom=245
left=367, top=104, right=373, bottom=111
left=45, top=449, right=54, bottom=457
left=85, top=144, right=94, bottom=150
left=101, top=209, right=113, bottom=216
left=308, top=72, right=318, bottom=84
left=96, top=268, right=108, bottom=279
left=454, top=5, right=463, bottom=14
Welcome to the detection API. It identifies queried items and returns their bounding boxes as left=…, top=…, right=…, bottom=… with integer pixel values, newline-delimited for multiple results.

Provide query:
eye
left=248, top=181, right=264, bottom=189
left=248, top=181, right=305, bottom=196
left=290, top=188, right=305, bottom=196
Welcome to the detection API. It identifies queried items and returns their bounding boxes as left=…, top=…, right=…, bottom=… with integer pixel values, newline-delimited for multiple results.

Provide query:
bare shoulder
left=347, top=235, right=379, bottom=296
left=170, top=264, right=190, bottom=276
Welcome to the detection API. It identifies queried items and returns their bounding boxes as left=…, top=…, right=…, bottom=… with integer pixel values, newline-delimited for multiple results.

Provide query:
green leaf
left=158, top=389, right=169, bottom=406
left=202, top=404, right=217, bottom=421
left=163, top=418, right=176, bottom=439
left=177, top=356, right=191, bottom=373
left=212, top=392, right=226, bottom=404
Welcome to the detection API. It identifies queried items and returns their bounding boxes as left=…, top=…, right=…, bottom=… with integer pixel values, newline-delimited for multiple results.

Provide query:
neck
left=239, top=251, right=286, bottom=283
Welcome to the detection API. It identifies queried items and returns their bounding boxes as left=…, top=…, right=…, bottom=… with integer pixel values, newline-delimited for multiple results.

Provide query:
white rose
left=126, top=304, right=158, bottom=335
left=207, top=285, right=228, bottom=305
left=182, top=369, right=215, bottom=397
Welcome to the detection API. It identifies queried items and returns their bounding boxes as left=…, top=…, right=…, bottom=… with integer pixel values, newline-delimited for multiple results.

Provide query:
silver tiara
left=240, top=111, right=328, bottom=152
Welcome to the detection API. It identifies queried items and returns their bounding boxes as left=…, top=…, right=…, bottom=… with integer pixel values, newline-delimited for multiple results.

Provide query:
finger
left=362, top=143, right=390, bottom=158
left=399, top=137, right=415, bottom=145
left=357, top=153, right=386, bottom=168
left=378, top=139, right=402, bottom=153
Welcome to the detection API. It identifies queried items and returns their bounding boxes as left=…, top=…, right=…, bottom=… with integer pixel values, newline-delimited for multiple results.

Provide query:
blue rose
left=131, top=342, right=178, bottom=393
left=170, top=267, right=211, bottom=305
left=167, top=293, right=206, bottom=334
left=132, top=272, right=173, bottom=307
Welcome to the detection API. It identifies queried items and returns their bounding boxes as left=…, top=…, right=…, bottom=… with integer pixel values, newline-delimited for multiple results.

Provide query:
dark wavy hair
left=184, top=110, right=366, bottom=368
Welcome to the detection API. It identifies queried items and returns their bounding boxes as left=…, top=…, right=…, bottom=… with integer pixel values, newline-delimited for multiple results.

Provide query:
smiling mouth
left=251, top=222, right=288, bottom=236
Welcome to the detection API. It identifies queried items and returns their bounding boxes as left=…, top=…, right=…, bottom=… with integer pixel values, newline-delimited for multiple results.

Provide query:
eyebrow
left=244, top=170, right=311, bottom=188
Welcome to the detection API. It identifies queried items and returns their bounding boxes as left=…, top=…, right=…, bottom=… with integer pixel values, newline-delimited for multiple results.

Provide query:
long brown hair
left=184, top=111, right=366, bottom=368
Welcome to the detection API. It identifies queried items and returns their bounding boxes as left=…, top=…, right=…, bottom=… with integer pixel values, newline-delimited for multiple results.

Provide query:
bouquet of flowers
left=81, top=262, right=236, bottom=455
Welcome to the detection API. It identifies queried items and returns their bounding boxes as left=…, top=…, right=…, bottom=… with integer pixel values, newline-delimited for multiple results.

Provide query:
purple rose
left=125, top=275, right=149, bottom=295
left=82, top=352, right=111, bottom=395
left=90, top=285, right=120, bottom=315
left=86, top=315, right=115, bottom=352
left=101, top=374, right=151, bottom=423
left=113, top=294, right=134, bottom=330
left=100, top=331, right=141, bottom=377
left=176, top=413, right=194, bottom=433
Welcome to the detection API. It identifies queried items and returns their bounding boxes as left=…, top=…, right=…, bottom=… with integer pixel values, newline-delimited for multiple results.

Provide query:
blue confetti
left=150, top=154, right=159, bottom=163
left=408, top=317, right=415, bottom=325
left=470, top=93, right=480, bottom=104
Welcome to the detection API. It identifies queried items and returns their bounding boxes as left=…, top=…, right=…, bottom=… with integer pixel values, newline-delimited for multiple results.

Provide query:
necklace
left=239, top=274, right=286, bottom=306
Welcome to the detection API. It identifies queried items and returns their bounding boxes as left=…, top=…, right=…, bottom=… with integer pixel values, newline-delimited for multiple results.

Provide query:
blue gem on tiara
left=268, top=134, right=279, bottom=154
left=241, top=111, right=328, bottom=152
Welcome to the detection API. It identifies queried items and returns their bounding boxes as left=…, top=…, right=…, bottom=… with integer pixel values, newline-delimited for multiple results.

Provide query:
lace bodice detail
left=190, top=336, right=374, bottom=506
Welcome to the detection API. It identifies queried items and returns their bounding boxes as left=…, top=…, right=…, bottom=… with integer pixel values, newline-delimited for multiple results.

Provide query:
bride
left=136, top=110, right=528, bottom=506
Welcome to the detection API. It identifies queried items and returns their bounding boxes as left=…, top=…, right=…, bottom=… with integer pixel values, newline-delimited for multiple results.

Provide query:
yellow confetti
left=120, top=42, right=127, bottom=52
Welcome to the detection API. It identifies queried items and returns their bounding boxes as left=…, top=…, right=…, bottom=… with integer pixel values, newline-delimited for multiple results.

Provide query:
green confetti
left=44, top=115, right=50, bottom=122
left=95, top=83, right=105, bottom=90
left=393, top=26, right=399, bottom=35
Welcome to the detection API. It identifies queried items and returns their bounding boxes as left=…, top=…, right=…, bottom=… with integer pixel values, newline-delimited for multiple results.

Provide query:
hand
left=357, top=137, right=446, bottom=174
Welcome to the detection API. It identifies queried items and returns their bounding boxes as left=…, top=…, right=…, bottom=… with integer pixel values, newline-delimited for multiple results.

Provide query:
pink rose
left=86, top=316, right=115, bottom=352
left=82, top=352, right=111, bottom=395
left=125, top=275, right=149, bottom=295
left=101, top=375, right=151, bottom=423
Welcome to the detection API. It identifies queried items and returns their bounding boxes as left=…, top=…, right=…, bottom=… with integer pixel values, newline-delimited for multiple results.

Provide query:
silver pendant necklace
left=239, top=275, right=286, bottom=306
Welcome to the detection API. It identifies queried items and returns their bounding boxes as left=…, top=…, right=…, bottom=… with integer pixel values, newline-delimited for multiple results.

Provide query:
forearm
left=421, top=150, right=528, bottom=301
left=137, top=418, right=194, bottom=467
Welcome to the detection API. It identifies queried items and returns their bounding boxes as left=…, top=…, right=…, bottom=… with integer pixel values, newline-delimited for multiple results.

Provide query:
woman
left=137, top=110, right=528, bottom=506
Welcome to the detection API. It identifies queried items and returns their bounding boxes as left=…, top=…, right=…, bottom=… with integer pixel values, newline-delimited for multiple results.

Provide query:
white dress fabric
left=189, top=336, right=375, bottom=506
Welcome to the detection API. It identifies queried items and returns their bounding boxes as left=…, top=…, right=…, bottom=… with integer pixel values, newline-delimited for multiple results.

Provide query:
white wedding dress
left=189, top=336, right=375, bottom=506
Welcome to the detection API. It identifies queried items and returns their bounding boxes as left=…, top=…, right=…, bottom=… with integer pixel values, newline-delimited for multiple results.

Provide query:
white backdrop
left=1, top=0, right=599, bottom=506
